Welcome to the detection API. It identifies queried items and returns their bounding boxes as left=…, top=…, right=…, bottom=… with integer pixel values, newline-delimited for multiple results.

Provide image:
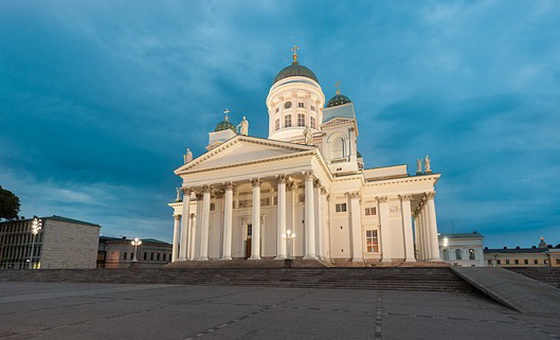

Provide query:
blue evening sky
left=1, top=1, right=559, bottom=248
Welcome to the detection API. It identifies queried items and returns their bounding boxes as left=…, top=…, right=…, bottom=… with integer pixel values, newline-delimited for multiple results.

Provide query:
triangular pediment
left=321, top=117, right=355, bottom=128
left=175, top=136, right=316, bottom=174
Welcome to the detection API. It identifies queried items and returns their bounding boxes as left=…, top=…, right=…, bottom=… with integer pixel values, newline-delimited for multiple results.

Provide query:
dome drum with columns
left=168, top=47, right=443, bottom=267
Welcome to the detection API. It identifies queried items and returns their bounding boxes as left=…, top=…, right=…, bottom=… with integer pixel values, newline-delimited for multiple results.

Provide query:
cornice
left=365, top=174, right=440, bottom=187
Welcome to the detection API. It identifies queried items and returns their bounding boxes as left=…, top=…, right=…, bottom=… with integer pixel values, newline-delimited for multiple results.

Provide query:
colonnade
left=412, top=192, right=441, bottom=262
left=171, top=171, right=329, bottom=262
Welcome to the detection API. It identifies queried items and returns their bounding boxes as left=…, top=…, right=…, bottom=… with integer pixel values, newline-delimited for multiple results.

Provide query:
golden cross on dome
left=335, top=81, right=341, bottom=95
left=291, top=44, right=300, bottom=63
left=224, top=108, right=230, bottom=121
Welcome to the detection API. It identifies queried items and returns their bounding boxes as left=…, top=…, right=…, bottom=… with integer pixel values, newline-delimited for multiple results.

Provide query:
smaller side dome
left=327, top=93, right=352, bottom=108
left=215, top=110, right=237, bottom=132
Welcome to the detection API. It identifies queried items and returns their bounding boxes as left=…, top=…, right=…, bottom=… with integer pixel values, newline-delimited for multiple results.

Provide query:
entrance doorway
left=245, top=224, right=252, bottom=259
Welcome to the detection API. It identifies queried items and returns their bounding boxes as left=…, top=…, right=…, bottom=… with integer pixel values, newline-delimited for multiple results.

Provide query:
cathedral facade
left=168, top=50, right=442, bottom=266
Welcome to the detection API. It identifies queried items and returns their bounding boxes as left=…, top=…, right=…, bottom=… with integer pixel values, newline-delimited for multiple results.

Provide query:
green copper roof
left=273, top=62, right=319, bottom=84
left=327, top=94, right=352, bottom=108
left=215, top=120, right=236, bottom=132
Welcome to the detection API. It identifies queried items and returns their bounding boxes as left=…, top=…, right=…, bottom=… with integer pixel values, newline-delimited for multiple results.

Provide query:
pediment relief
left=175, top=136, right=315, bottom=174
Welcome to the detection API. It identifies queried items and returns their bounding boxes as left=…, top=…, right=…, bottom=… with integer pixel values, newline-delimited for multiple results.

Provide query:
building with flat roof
left=484, top=238, right=560, bottom=267
left=97, top=236, right=172, bottom=269
left=0, top=215, right=101, bottom=269
left=438, top=232, right=485, bottom=267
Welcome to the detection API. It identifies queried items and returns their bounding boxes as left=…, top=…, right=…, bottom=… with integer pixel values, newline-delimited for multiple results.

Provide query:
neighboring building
left=484, top=238, right=560, bottom=267
left=0, top=215, right=100, bottom=269
left=438, top=232, right=485, bottom=267
left=97, top=236, right=172, bottom=269
left=168, top=48, right=444, bottom=266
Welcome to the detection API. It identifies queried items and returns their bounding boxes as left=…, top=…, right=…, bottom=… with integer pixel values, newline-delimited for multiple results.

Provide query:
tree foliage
left=0, top=186, right=20, bottom=220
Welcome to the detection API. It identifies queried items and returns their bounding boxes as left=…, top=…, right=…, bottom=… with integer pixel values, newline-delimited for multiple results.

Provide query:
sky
left=0, top=1, right=559, bottom=248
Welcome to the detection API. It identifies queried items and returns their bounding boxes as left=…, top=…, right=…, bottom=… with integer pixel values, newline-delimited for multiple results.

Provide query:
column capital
left=424, top=191, right=436, bottom=200
left=201, top=185, right=212, bottom=193
left=399, top=194, right=413, bottom=201
left=303, top=170, right=314, bottom=180
left=320, top=187, right=327, bottom=195
left=276, top=174, right=289, bottom=184
left=214, top=190, right=225, bottom=199
left=375, top=196, right=388, bottom=203
left=173, top=214, right=181, bottom=220
left=181, top=187, right=192, bottom=195
left=313, top=178, right=322, bottom=189
left=223, top=181, right=235, bottom=190
left=346, top=191, right=361, bottom=199
left=251, top=178, right=263, bottom=188
left=195, top=193, right=204, bottom=200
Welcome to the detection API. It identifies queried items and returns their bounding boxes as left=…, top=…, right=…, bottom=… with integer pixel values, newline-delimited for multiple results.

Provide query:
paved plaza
left=0, top=282, right=559, bottom=339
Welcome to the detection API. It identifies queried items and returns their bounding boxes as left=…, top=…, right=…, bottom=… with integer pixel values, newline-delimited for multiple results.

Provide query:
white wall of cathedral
left=266, top=77, right=325, bottom=142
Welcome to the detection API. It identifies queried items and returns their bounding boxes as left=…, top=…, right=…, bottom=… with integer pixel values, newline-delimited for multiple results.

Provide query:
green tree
left=0, top=186, right=20, bottom=220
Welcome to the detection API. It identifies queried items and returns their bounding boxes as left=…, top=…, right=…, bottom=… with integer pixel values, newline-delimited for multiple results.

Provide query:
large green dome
left=273, top=61, right=319, bottom=84
left=326, top=93, right=352, bottom=108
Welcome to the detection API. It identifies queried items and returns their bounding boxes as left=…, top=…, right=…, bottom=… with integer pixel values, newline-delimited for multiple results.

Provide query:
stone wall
left=41, top=220, right=100, bottom=269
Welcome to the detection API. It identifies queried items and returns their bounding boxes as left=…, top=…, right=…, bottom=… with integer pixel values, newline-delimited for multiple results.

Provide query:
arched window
left=469, top=249, right=476, bottom=260
left=143, top=252, right=147, bottom=260
left=455, top=249, right=462, bottom=260
left=123, top=252, right=127, bottom=260
left=157, top=253, right=161, bottom=261
left=442, top=249, right=449, bottom=260
left=331, top=136, right=345, bottom=159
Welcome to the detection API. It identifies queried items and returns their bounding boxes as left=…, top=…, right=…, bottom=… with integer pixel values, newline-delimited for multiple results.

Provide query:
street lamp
left=130, top=238, right=142, bottom=268
left=282, top=229, right=296, bottom=267
left=28, top=216, right=43, bottom=269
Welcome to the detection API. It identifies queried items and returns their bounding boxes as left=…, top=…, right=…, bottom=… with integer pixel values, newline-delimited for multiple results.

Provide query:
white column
left=179, top=188, right=191, bottom=261
left=199, top=185, right=211, bottom=261
left=172, top=214, right=180, bottom=262
left=426, top=192, right=442, bottom=261
left=190, top=194, right=203, bottom=260
left=413, top=214, right=421, bottom=261
left=221, top=182, right=234, bottom=260
left=400, top=195, right=416, bottom=262
left=275, top=175, right=287, bottom=260
left=250, top=178, right=262, bottom=260
left=303, top=171, right=317, bottom=260
left=378, top=196, right=391, bottom=262
left=323, top=191, right=330, bottom=259
left=349, top=192, right=363, bottom=262
left=421, top=204, right=430, bottom=261
left=314, top=179, right=323, bottom=260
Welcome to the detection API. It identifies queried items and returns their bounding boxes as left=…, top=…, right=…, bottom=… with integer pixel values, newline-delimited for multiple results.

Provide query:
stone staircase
left=506, top=267, right=560, bottom=288
left=0, top=267, right=472, bottom=292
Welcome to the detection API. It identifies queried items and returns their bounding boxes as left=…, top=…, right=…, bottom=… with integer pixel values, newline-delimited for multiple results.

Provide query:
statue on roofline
left=238, top=116, right=249, bottom=136
left=184, top=148, right=193, bottom=164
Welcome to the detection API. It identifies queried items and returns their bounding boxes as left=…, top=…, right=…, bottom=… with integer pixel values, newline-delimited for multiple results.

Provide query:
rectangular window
left=514, top=259, right=519, bottom=265
left=275, top=107, right=279, bottom=113
left=366, top=230, right=379, bottom=252
left=534, top=259, right=538, bottom=264
left=497, top=259, right=501, bottom=265
left=365, top=207, right=377, bottom=216
left=284, top=115, right=292, bottom=127
left=505, top=259, right=510, bottom=265
left=298, top=102, right=305, bottom=108
left=487, top=260, right=492, bottom=265
left=210, top=203, right=215, bottom=211
left=310, top=116, right=316, bottom=129
left=260, top=197, right=270, bottom=206
left=335, top=203, right=347, bottom=212
left=524, top=259, right=528, bottom=265
left=311, top=105, right=316, bottom=112
left=275, top=119, right=280, bottom=131
left=238, top=200, right=251, bottom=208
left=544, top=259, right=549, bottom=265
left=297, top=113, right=305, bottom=127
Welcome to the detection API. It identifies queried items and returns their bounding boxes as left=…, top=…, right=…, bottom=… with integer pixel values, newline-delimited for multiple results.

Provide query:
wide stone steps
left=506, top=267, right=560, bottom=288
left=0, top=267, right=472, bottom=292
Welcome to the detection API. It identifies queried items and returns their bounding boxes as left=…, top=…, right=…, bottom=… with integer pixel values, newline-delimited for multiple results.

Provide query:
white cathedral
left=168, top=48, right=442, bottom=266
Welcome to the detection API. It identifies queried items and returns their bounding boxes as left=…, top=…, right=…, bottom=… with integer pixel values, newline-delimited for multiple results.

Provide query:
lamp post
left=282, top=229, right=296, bottom=267
left=130, top=238, right=142, bottom=268
left=28, top=216, right=43, bottom=269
